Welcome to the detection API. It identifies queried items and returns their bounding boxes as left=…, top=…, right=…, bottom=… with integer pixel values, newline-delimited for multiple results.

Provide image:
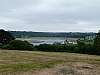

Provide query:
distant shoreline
left=9, top=31, right=96, bottom=38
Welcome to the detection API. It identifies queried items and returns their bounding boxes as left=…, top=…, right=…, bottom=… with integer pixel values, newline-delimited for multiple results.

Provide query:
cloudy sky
left=0, top=0, right=100, bottom=32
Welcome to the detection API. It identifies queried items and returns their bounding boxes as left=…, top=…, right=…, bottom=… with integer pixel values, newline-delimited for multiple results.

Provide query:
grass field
left=0, top=50, right=100, bottom=75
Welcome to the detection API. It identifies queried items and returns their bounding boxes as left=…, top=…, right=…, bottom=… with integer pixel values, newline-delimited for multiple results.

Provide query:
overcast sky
left=0, top=0, right=100, bottom=32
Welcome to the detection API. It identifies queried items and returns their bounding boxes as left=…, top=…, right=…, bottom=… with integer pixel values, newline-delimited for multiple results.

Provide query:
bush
left=35, top=44, right=99, bottom=55
left=3, top=40, right=34, bottom=50
left=94, top=33, right=100, bottom=51
left=0, top=29, right=15, bottom=44
left=35, top=44, right=76, bottom=52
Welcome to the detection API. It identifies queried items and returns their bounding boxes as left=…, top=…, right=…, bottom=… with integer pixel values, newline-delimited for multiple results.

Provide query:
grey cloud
left=0, top=0, right=100, bottom=32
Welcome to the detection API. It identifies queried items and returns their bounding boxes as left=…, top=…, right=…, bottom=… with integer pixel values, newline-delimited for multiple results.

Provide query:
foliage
left=94, top=33, right=100, bottom=50
left=0, top=29, right=15, bottom=44
left=35, top=44, right=74, bottom=52
left=35, top=43, right=98, bottom=55
left=1, top=40, right=100, bottom=55
left=0, top=30, right=99, bottom=55
left=3, top=40, right=34, bottom=50
left=9, top=31, right=95, bottom=38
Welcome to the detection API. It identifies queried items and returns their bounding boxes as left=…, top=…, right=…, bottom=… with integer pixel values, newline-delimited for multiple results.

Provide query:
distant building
left=64, top=38, right=78, bottom=45
left=99, top=30, right=100, bottom=33
left=95, top=30, right=100, bottom=39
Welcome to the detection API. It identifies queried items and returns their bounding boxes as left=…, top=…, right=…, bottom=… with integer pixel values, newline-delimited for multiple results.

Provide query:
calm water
left=16, top=37, right=78, bottom=45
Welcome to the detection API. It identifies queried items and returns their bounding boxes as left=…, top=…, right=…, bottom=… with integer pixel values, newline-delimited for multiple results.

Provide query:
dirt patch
left=0, top=61, right=100, bottom=75
left=16, top=62, right=100, bottom=75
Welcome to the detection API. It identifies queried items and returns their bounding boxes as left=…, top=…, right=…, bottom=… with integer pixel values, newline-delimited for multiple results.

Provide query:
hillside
left=0, top=50, right=100, bottom=75
left=9, top=31, right=95, bottom=38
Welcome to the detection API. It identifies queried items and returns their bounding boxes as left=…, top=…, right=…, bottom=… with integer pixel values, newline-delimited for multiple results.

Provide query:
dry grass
left=0, top=50, right=100, bottom=75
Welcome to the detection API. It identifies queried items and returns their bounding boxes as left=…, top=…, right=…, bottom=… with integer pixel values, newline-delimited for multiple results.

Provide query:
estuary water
left=16, top=37, right=78, bottom=45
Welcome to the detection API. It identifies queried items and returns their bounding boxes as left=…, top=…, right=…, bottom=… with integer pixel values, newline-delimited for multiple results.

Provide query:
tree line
left=9, top=31, right=95, bottom=38
left=0, top=29, right=100, bottom=55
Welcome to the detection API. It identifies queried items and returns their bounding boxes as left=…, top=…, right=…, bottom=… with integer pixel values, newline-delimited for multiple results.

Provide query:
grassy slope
left=0, top=50, right=100, bottom=74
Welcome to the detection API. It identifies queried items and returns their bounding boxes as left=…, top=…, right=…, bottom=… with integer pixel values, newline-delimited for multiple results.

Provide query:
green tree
left=94, top=32, right=100, bottom=50
left=0, top=29, right=15, bottom=45
left=7, top=40, right=34, bottom=50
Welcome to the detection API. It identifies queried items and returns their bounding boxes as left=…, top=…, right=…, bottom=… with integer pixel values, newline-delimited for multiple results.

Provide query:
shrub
left=35, top=44, right=76, bottom=52
left=0, top=29, right=15, bottom=44
left=4, top=40, right=34, bottom=50
left=94, top=33, right=100, bottom=52
left=35, top=44, right=99, bottom=55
